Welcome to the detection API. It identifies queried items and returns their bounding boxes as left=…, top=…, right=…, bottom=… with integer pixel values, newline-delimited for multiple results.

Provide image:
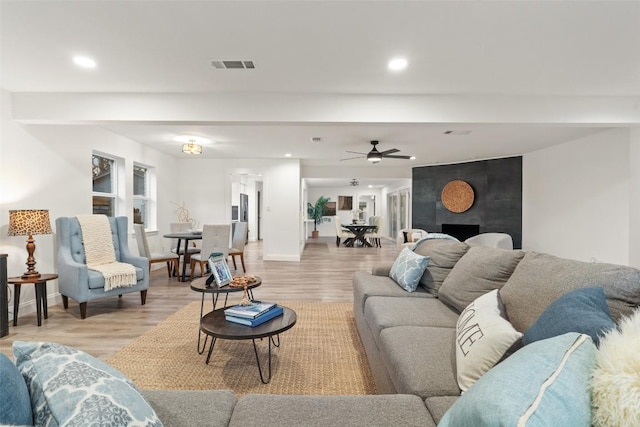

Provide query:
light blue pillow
left=0, top=352, right=33, bottom=426
left=440, top=333, right=596, bottom=427
left=523, top=287, right=616, bottom=347
left=13, top=341, right=162, bottom=427
left=390, top=247, right=430, bottom=292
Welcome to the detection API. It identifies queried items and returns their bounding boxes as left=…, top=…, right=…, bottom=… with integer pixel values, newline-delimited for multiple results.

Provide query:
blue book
left=225, top=306, right=284, bottom=327
left=224, top=301, right=277, bottom=319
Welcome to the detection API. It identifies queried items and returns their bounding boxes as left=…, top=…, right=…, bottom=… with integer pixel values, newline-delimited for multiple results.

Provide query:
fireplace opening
left=441, top=224, right=480, bottom=242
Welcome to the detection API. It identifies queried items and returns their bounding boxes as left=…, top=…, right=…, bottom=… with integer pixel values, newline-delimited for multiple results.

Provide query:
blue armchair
left=55, top=216, right=149, bottom=319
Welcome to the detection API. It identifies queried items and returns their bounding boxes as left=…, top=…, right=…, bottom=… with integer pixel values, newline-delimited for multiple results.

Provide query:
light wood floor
left=1, top=237, right=399, bottom=359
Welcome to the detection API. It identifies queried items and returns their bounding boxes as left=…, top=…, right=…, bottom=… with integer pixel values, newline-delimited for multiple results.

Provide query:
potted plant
left=307, top=196, right=330, bottom=238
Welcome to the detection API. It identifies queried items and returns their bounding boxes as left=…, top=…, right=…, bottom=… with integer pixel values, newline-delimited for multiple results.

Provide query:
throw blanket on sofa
left=76, top=215, right=137, bottom=292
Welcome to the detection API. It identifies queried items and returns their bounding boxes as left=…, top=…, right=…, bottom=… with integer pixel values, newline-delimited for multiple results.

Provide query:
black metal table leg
left=205, top=337, right=217, bottom=364
left=252, top=336, right=273, bottom=384
left=180, top=239, right=189, bottom=281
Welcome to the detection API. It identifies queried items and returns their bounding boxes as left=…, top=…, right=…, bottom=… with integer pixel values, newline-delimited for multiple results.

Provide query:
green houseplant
left=307, top=196, right=330, bottom=238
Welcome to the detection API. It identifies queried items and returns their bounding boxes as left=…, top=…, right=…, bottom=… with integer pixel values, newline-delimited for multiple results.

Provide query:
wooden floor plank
left=1, top=237, right=399, bottom=359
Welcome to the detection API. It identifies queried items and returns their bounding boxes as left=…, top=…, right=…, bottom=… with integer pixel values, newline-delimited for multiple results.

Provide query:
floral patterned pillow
left=13, top=341, right=162, bottom=427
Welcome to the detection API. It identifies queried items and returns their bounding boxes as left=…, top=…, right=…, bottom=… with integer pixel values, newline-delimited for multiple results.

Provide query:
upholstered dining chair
left=134, top=224, right=179, bottom=277
left=333, top=216, right=355, bottom=247
left=229, top=222, right=248, bottom=272
left=189, top=224, right=231, bottom=279
left=366, top=215, right=383, bottom=247
left=55, top=216, right=149, bottom=319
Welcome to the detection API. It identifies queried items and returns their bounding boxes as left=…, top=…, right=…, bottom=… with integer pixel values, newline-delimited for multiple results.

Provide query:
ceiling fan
left=340, top=140, right=413, bottom=164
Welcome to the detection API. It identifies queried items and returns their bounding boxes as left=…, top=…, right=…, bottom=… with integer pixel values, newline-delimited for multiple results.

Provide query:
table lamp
left=7, top=209, right=53, bottom=278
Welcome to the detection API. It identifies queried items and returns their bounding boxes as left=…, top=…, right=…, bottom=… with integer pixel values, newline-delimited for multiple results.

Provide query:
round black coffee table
left=200, top=306, right=297, bottom=384
left=191, top=276, right=262, bottom=354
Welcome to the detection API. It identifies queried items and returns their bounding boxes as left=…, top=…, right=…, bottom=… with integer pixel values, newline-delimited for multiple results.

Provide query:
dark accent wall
left=412, top=156, right=522, bottom=248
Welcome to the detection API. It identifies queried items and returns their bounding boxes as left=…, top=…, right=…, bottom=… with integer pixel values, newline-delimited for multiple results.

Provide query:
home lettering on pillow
left=456, top=303, right=484, bottom=355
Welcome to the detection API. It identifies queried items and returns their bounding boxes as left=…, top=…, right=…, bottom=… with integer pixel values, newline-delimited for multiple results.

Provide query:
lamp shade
left=8, top=210, right=53, bottom=236
left=182, top=142, right=202, bottom=155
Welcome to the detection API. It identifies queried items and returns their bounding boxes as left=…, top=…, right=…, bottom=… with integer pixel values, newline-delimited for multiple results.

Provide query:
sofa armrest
left=371, top=262, right=394, bottom=277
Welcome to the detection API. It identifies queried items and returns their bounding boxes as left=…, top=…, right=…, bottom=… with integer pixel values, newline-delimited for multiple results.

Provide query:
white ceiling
left=2, top=1, right=639, bottom=184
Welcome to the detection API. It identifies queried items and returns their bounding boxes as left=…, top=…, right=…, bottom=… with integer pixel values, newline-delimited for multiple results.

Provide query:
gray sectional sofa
left=4, top=239, right=639, bottom=426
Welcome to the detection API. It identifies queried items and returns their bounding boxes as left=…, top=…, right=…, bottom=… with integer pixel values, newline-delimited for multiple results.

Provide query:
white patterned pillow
left=455, top=290, right=523, bottom=392
left=389, top=247, right=430, bottom=292
left=13, top=341, right=162, bottom=427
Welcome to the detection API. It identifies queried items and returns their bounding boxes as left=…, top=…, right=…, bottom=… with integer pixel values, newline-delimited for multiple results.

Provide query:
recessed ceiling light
left=285, top=153, right=292, bottom=157
left=368, top=185, right=373, bottom=188
left=388, top=57, right=408, bottom=71
left=410, top=156, right=416, bottom=160
left=73, top=56, right=96, bottom=68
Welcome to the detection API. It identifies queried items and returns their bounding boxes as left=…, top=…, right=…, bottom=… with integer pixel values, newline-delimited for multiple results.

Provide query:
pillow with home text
left=455, top=290, right=523, bottom=392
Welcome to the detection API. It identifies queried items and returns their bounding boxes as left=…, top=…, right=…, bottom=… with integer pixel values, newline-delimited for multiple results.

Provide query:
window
left=92, top=154, right=117, bottom=217
left=133, top=164, right=149, bottom=226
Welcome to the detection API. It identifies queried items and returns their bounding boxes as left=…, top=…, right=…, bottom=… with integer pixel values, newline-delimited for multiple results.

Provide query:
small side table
left=7, top=274, right=58, bottom=327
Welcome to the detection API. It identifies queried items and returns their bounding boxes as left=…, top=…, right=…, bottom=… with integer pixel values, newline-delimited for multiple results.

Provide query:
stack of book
left=224, top=301, right=283, bottom=327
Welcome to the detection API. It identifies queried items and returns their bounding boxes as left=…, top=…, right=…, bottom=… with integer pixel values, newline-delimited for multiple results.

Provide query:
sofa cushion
left=142, top=389, right=236, bottom=427
left=455, top=290, right=523, bottom=392
left=438, top=246, right=525, bottom=313
left=229, top=394, right=436, bottom=427
left=13, top=341, right=162, bottom=427
left=424, top=396, right=459, bottom=425
left=0, top=352, right=33, bottom=426
left=439, top=333, right=596, bottom=427
left=353, top=271, right=434, bottom=318
left=378, top=326, right=460, bottom=399
left=523, top=287, right=616, bottom=347
left=500, top=251, right=640, bottom=332
left=364, top=297, right=459, bottom=347
left=389, top=247, right=430, bottom=292
left=412, top=239, right=470, bottom=295
left=591, top=308, right=640, bottom=426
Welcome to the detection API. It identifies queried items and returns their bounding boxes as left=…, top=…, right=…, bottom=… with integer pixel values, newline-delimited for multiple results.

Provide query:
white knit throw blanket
left=77, top=215, right=137, bottom=292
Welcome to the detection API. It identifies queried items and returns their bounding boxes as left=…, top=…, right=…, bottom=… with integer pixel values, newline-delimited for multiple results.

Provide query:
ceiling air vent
left=443, top=130, right=471, bottom=135
left=211, top=60, right=256, bottom=70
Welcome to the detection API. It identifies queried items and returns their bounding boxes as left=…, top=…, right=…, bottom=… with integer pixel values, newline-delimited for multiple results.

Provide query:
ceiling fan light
left=367, top=152, right=382, bottom=162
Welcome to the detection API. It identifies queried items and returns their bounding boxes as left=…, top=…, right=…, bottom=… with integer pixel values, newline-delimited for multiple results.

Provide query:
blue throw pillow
left=389, top=247, right=430, bottom=292
left=440, top=333, right=596, bottom=427
left=0, top=352, right=33, bottom=426
left=13, top=341, right=163, bottom=427
left=523, top=287, right=616, bottom=347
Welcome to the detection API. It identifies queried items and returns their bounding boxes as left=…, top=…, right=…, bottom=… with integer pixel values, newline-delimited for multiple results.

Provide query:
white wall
left=523, top=128, right=630, bottom=264
left=0, top=89, right=180, bottom=317
left=177, top=158, right=301, bottom=261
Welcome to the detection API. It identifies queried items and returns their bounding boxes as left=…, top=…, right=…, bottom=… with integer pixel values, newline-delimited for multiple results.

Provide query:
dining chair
left=189, top=224, right=231, bottom=279
left=134, top=224, right=179, bottom=277
left=229, top=222, right=248, bottom=272
left=333, top=215, right=355, bottom=247
left=366, top=215, right=383, bottom=247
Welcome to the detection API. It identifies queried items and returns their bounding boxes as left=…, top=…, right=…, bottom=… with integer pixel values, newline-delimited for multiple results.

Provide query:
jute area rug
left=107, top=301, right=376, bottom=396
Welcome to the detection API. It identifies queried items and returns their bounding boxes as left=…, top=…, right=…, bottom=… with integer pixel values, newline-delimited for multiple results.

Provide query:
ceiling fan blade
left=340, top=155, right=366, bottom=161
left=379, top=148, right=400, bottom=155
left=345, top=150, right=367, bottom=155
left=382, top=154, right=412, bottom=159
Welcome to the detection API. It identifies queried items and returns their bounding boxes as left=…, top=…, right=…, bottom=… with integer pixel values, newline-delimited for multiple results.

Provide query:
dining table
left=341, top=224, right=378, bottom=247
left=163, top=231, right=203, bottom=281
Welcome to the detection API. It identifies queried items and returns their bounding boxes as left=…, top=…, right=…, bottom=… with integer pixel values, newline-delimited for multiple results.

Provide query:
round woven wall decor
left=441, top=180, right=474, bottom=213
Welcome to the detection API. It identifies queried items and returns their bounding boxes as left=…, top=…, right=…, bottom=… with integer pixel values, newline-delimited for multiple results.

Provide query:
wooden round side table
left=7, top=274, right=58, bottom=327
